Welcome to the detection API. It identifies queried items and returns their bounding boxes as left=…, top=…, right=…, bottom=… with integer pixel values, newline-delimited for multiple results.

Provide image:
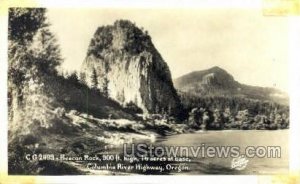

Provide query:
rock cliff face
left=81, top=20, right=180, bottom=113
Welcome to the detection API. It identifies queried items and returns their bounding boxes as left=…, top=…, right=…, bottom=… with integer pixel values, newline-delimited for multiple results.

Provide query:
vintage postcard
left=1, top=0, right=300, bottom=183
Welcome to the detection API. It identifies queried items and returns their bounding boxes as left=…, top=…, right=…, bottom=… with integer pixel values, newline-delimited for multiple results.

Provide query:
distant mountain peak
left=174, top=66, right=236, bottom=89
left=209, top=66, right=223, bottom=71
left=207, top=66, right=231, bottom=75
left=173, top=66, right=288, bottom=105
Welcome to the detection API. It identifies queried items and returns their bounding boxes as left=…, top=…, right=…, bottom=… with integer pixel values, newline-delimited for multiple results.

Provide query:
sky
left=47, top=8, right=289, bottom=92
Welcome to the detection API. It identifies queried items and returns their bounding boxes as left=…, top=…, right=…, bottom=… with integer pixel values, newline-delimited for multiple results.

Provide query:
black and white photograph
left=3, top=3, right=298, bottom=181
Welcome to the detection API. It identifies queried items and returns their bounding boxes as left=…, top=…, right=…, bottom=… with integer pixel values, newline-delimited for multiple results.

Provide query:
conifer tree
left=91, top=68, right=98, bottom=90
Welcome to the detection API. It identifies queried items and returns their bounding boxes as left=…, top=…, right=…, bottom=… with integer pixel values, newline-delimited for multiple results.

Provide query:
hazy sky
left=47, top=8, right=289, bottom=92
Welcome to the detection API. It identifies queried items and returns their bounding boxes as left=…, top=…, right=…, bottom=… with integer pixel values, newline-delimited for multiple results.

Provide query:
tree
left=102, top=62, right=109, bottom=97
left=9, top=8, right=62, bottom=85
left=8, top=8, right=65, bottom=136
left=9, top=8, right=47, bottom=43
left=67, top=71, right=79, bottom=84
left=8, top=8, right=47, bottom=87
left=91, top=68, right=98, bottom=90
left=8, top=8, right=54, bottom=110
left=102, top=76, right=109, bottom=97
left=30, top=28, right=62, bottom=75
left=79, top=72, right=86, bottom=85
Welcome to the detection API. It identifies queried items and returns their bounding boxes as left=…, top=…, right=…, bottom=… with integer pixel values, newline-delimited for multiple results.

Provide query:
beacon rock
left=81, top=20, right=180, bottom=113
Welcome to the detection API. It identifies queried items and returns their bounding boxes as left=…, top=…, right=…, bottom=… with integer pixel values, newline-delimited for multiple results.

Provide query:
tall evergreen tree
left=30, top=28, right=62, bottom=75
left=68, top=71, right=79, bottom=84
left=8, top=8, right=63, bottom=126
left=102, top=76, right=109, bottom=97
left=79, top=72, right=87, bottom=85
left=91, top=68, right=98, bottom=90
left=102, top=62, right=110, bottom=97
left=8, top=8, right=47, bottom=91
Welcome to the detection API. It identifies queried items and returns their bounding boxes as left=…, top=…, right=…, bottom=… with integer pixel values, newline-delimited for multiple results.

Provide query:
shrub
left=124, top=101, right=143, bottom=114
